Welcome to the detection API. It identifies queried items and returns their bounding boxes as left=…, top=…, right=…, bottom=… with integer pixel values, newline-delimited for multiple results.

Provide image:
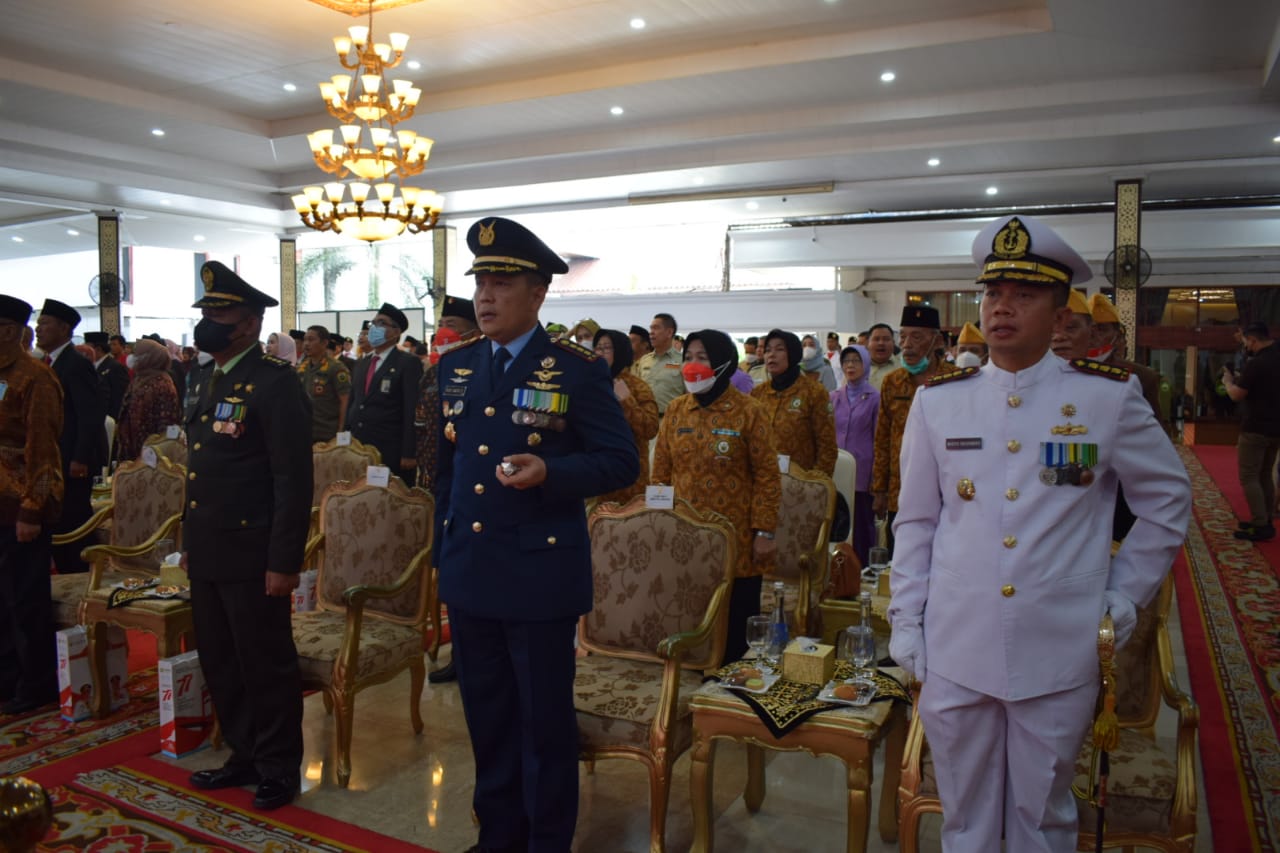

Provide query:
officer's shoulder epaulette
left=1070, top=358, right=1130, bottom=381
left=452, top=335, right=485, bottom=352
left=262, top=355, right=292, bottom=369
left=554, top=338, right=599, bottom=361
left=927, top=366, right=979, bottom=387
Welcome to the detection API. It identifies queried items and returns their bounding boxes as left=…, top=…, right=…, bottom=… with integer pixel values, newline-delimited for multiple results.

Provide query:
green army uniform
left=637, top=347, right=684, bottom=414
left=297, top=355, right=351, bottom=442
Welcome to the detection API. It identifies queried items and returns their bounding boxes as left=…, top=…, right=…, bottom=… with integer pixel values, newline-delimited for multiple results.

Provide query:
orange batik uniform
left=652, top=388, right=781, bottom=577
left=750, top=373, right=837, bottom=476
left=598, top=370, right=659, bottom=505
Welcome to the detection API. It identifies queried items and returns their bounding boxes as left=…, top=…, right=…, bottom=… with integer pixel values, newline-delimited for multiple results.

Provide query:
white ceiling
left=0, top=0, right=1278, bottom=269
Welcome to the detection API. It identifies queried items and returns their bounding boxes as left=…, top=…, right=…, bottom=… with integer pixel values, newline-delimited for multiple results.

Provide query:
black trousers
left=723, top=574, right=764, bottom=664
left=450, top=605, right=579, bottom=853
left=189, top=577, right=303, bottom=780
left=0, top=527, right=57, bottom=703
left=50, top=475, right=92, bottom=574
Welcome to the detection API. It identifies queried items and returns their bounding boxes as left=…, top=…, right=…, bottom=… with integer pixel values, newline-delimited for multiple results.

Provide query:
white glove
left=1103, top=589, right=1137, bottom=649
left=889, top=621, right=926, bottom=684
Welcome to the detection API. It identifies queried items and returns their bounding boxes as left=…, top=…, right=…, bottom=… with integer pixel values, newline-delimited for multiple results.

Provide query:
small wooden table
left=689, top=669, right=907, bottom=853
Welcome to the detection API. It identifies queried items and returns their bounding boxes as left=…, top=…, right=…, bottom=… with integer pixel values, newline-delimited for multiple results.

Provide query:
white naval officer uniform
left=888, top=351, right=1190, bottom=852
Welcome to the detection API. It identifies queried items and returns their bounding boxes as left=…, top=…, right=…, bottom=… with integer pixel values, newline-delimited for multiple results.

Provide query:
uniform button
left=201, top=415, right=209, bottom=423
left=443, top=519, right=449, bottom=528
left=193, top=442, right=202, bottom=451
left=1002, top=584, right=1016, bottom=597
left=189, top=500, right=198, bottom=509
left=1007, top=440, right=1021, bottom=453
left=484, top=406, right=495, bottom=417
left=241, top=519, right=248, bottom=526
left=1005, top=488, right=1019, bottom=501
left=478, top=445, right=489, bottom=455
left=474, top=483, right=485, bottom=495
left=547, top=536, right=557, bottom=545
left=472, top=521, right=483, bottom=533
left=1007, top=395, right=1022, bottom=408
left=1003, top=535, right=1017, bottom=549
left=188, top=472, right=196, bottom=480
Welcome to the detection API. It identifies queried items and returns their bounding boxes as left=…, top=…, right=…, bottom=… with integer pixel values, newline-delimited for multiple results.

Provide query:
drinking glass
left=865, top=546, right=890, bottom=581
left=154, top=538, right=175, bottom=568
left=839, top=625, right=878, bottom=682
left=745, top=615, right=772, bottom=666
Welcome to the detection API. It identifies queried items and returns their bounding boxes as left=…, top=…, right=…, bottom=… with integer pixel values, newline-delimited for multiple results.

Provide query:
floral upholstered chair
left=575, top=497, right=738, bottom=853
left=51, top=456, right=188, bottom=716
left=142, top=430, right=188, bottom=467
left=760, top=465, right=836, bottom=636
left=896, top=573, right=1198, bottom=853
left=310, top=435, right=382, bottom=509
left=292, top=477, right=434, bottom=788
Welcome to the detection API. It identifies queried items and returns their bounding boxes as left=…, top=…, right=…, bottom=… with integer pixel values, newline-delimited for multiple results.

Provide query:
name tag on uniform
left=165, top=424, right=182, bottom=439
left=646, top=485, right=675, bottom=510
left=336, top=431, right=352, bottom=446
left=945, top=437, right=983, bottom=450
left=366, top=465, right=390, bottom=488
left=777, top=454, right=791, bottom=473
left=380, top=378, right=392, bottom=395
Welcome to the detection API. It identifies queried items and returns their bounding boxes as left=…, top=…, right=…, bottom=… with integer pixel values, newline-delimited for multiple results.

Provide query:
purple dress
left=830, top=345, right=879, bottom=565
left=730, top=368, right=754, bottom=395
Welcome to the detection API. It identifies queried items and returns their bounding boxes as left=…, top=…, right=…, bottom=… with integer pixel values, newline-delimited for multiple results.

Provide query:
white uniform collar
left=981, top=349, right=1064, bottom=390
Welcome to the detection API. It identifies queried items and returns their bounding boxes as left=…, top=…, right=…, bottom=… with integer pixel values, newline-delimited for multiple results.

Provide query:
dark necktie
left=364, top=355, right=380, bottom=395
left=491, top=347, right=511, bottom=391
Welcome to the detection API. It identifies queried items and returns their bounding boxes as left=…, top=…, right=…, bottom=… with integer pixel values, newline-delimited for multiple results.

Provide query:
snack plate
left=722, top=667, right=781, bottom=695
left=114, top=578, right=157, bottom=591
left=153, top=585, right=189, bottom=598
left=818, top=679, right=878, bottom=707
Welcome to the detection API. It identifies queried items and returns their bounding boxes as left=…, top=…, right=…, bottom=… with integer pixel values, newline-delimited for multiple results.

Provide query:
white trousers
left=918, top=672, right=1097, bottom=853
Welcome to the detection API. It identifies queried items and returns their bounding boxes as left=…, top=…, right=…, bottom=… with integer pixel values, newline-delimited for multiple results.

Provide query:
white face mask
left=682, top=360, right=730, bottom=395
left=577, top=338, right=593, bottom=350
left=196, top=351, right=214, bottom=366
left=802, top=346, right=818, bottom=361
left=955, top=351, right=982, bottom=369
left=126, top=354, right=137, bottom=370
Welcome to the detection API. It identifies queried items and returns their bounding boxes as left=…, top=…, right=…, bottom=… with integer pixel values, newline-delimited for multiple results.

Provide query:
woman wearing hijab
left=652, top=329, right=782, bottom=661
left=800, top=333, right=838, bottom=391
left=750, top=329, right=838, bottom=476
left=266, top=331, right=298, bottom=366
left=113, top=338, right=182, bottom=462
left=593, top=328, right=659, bottom=504
left=831, top=345, right=880, bottom=567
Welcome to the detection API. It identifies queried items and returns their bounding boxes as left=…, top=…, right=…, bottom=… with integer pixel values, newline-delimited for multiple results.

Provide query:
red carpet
left=1174, top=444, right=1280, bottom=851
left=37, top=756, right=435, bottom=853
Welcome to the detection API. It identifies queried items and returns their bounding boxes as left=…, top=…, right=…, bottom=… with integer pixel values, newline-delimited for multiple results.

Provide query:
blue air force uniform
left=888, top=216, right=1190, bottom=853
left=434, top=218, right=638, bottom=853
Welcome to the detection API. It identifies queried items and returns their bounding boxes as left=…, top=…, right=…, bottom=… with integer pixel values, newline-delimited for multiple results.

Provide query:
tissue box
left=158, top=651, right=213, bottom=757
left=782, top=638, right=835, bottom=685
left=57, top=625, right=128, bottom=721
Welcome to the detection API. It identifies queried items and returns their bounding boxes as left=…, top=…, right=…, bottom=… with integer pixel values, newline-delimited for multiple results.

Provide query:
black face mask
left=193, top=317, right=238, bottom=354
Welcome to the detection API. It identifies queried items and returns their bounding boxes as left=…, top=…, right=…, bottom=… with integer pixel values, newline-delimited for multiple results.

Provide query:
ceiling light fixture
left=610, top=106, right=624, bottom=116
left=1274, top=134, right=1280, bottom=143
left=880, top=70, right=896, bottom=83
left=66, top=228, right=79, bottom=236
left=11, top=236, right=23, bottom=243
left=407, top=59, right=421, bottom=70
left=630, top=17, right=646, bottom=29
left=193, top=234, right=206, bottom=242
left=151, top=128, right=166, bottom=137
left=294, top=0, right=442, bottom=242
left=985, top=186, right=998, bottom=195
left=746, top=201, right=760, bottom=211
left=927, top=157, right=940, bottom=167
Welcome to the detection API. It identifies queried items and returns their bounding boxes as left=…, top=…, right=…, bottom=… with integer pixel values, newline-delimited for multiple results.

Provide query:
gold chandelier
left=293, top=0, right=442, bottom=243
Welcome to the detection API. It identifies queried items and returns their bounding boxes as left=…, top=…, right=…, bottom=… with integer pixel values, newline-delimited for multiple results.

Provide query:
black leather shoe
left=1235, top=523, right=1276, bottom=542
left=252, top=777, right=298, bottom=811
left=189, top=764, right=261, bottom=790
left=428, top=661, right=457, bottom=684
left=1, top=695, right=56, bottom=716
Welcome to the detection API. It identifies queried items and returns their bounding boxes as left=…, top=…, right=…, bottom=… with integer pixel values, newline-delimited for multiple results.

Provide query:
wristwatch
left=755, top=530, right=775, bottom=540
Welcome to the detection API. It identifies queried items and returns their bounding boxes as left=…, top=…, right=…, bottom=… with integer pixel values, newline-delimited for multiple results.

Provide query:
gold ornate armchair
left=292, top=477, right=434, bottom=788
left=49, top=457, right=186, bottom=629
left=310, top=435, right=381, bottom=509
left=896, top=574, right=1198, bottom=853
left=142, top=430, right=188, bottom=467
left=575, top=497, right=738, bottom=853
left=760, top=466, right=836, bottom=636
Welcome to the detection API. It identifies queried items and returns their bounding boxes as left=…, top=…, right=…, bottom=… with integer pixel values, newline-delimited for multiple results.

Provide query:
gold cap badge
left=478, top=221, right=496, bottom=247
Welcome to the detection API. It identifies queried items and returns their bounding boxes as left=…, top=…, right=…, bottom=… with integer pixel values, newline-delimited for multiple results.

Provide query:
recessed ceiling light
left=1273, top=134, right=1280, bottom=143
left=746, top=201, right=760, bottom=210
left=880, top=70, right=896, bottom=83
left=160, top=199, right=172, bottom=206
left=985, top=186, right=998, bottom=195
left=407, top=59, right=421, bottom=70
left=610, top=105, right=624, bottom=116
left=193, top=234, right=206, bottom=242
left=282, top=82, right=297, bottom=92
left=630, top=17, right=645, bottom=29
left=692, top=176, right=705, bottom=185
left=11, top=236, right=24, bottom=243
left=927, top=157, right=940, bottom=167
left=151, top=128, right=165, bottom=137
left=66, top=228, right=79, bottom=236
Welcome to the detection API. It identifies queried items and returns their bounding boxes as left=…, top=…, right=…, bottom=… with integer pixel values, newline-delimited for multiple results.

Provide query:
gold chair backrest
left=1113, top=572, right=1173, bottom=729
left=316, top=477, right=433, bottom=624
left=142, top=432, right=188, bottom=467
left=771, top=466, right=836, bottom=584
left=109, top=457, right=186, bottom=571
left=584, top=496, right=737, bottom=671
left=312, top=437, right=382, bottom=509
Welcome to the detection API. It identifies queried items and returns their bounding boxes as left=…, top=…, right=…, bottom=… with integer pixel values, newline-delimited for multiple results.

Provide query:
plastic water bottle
left=768, top=581, right=789, bottom=661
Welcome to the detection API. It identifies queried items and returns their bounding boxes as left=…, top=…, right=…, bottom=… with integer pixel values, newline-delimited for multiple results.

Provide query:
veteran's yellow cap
left=1088, top=292, right=1121, bottom=325
left=956, top=322, right=985, bottom=345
